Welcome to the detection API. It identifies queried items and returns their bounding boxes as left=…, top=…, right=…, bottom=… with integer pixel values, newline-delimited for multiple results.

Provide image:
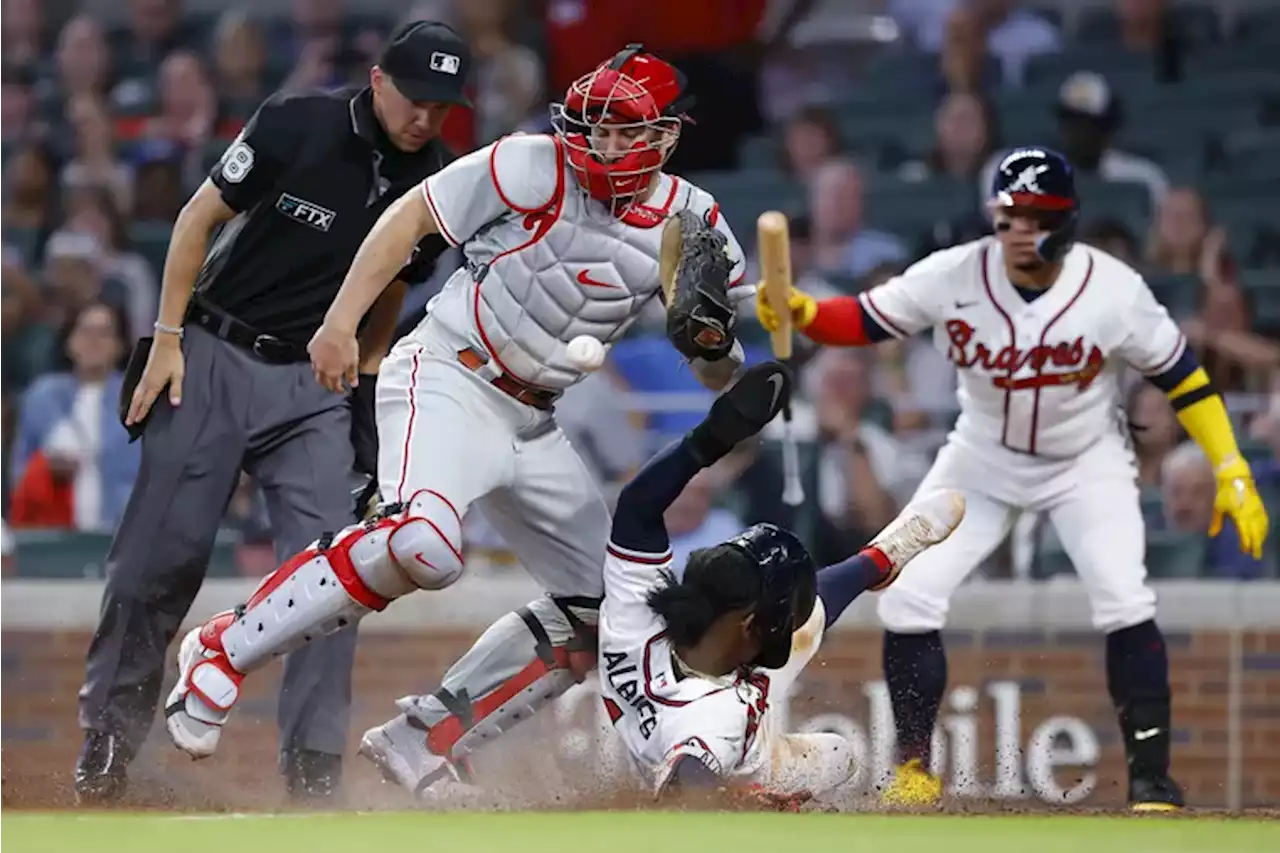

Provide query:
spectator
left=939, top=4, right=1001, bottom=95
left=1182, top=282, right=1280, bottom=394
left=8, top=300, right=139, bottom=532
left=809, top=348, right=928, bottom=562
left=278, top=0, right=348, bottom=71
left=780, top=105, right=841, bottom=183
left=61, top=95, right=134, bottom=215
left=1114, top=0, right=1184, bottom=82
left=979, top=71, right=1169, bottom=211
left=118, top=50, right=228, bottom=148
left=899, top=91, right=1000, bottom=182
left=52, top=16, right=116, bottom=107
left=2, top=257, right=57, bottom=392
left=1146, top=187, right=1234, bottom=285
left=41, top=231, right=129, bottom=331
left=460, top=0, right=546, bottom=144
left=2, top=62, right=43, bottom=149
left=897, top=0, right=1060, bottom=88
left=1080, top=218, right=1140, bottom=266
left=969, top=0, right=1061, bottom=87
left=64, top=187, right=158, bottom=341
left=116, top=0, right=190, bottom=73
left=664, top=466, right=746, bottom=573
left=211, top=11, right=270, bottom=120
left=2, top=0, right=47, bottom=68
left=2, top=141, right=60, bottom=262
left=1159, top=442, right=1267, bottom=579
left=129, top=140, right=186, bottom=222
left=808, top=157, right=909, bottom=280
left=1127, top=382, right=1182, bottom=489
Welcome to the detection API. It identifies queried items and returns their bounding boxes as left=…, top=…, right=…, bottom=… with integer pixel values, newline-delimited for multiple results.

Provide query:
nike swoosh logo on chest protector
left=577, top=269, right=617, bottom=289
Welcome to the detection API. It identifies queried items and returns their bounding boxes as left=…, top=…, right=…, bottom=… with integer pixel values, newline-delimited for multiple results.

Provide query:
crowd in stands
left=3, top=0, right=1278, bottom=580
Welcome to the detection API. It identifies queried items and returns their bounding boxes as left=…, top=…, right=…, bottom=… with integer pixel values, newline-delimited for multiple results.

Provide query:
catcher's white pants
left=877, top=432, right=1156, bottom=633
left=375, top=330, right=608, bottom=598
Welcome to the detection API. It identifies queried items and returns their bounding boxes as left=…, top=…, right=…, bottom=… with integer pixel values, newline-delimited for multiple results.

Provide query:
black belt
left=186, top=296, right=309, bottom=364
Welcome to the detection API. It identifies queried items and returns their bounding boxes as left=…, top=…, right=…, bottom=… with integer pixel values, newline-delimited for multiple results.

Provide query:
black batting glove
left=685, top=361, right=793, bottom=466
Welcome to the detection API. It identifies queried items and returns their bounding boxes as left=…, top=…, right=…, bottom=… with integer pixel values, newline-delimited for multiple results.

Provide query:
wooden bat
left=756, top=211, right=804, bottom=507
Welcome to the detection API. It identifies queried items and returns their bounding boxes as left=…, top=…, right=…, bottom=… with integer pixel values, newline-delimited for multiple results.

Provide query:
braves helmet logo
left=1006, top=164, right=1050, bottom=195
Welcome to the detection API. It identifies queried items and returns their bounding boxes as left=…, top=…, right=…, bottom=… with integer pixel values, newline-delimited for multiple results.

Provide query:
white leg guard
left=361, top=596, right=598, bottom=789
left=165, top=490, right=464, bottom=759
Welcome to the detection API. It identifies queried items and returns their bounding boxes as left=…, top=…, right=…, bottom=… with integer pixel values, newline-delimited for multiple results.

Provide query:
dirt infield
left=6, top=627, right=1278, bottom=814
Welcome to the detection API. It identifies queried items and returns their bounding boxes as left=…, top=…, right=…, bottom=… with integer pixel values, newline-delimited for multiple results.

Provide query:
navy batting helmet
left=989, top=146, right=1079, bottom=263
left=725, top=523, right=817, bottom=670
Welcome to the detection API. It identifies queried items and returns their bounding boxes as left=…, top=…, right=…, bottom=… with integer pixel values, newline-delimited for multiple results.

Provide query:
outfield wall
left=3, top=577, right=1278, bottom=809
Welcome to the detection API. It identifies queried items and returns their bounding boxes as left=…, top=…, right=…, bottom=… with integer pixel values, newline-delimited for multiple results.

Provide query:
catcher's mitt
left=660, top=208, right=736, bottom=362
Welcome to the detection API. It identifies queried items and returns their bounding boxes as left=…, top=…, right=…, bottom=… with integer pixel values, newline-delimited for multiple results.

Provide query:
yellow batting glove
left=1210, top=456, right=1270, bottom=559
left=754, top=285, right=818, bottom=332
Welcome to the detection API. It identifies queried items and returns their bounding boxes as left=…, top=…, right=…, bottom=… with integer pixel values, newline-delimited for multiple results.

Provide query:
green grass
left=4, top=812, right=1278, bottom=853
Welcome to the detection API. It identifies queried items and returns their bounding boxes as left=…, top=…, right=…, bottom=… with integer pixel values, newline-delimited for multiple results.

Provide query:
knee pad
left=386, top=489, right=465, bottom=590
left=216, top=495, right=460, bottom=674
left=876, top=584, right=948, bottom=633
left=399, top=595, right=600, bottom=760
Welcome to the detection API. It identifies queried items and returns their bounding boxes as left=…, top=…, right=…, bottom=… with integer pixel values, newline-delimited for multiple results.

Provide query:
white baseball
left=566, top=335, right=606, bottom=372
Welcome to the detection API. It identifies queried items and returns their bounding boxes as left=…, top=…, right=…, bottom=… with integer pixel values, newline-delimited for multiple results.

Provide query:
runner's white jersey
left=598, top=540, right=825, bottom=796
left=412, top=133, right=746, bottom=390
left=857, top=238, right=1186, bottom=457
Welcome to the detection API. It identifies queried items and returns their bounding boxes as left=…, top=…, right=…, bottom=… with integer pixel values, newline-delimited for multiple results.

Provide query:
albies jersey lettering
left=598, top=541, right=826, bottom=796
left=858, top=239, right=1185, bottom=457
left=416, top=133, right=746, bottom=390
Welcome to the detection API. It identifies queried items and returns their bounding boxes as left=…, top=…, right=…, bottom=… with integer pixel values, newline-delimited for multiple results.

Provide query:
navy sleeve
left=864, top=312, right=894, bottom=343
left=815, top=552, right=884, bottom=629
left=209, top=92, right=301, bottom=212
left=610, top=438, right=704, bottom=555
left=1145, top=347, right=1200, bottom=393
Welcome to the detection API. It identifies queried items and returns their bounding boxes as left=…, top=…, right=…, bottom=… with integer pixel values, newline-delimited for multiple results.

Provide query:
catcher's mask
left=727, top=523, right=817, bottom=670
left=550, top=44, right=691, bottom=214
left=987, top=146, right=1079, bottom=264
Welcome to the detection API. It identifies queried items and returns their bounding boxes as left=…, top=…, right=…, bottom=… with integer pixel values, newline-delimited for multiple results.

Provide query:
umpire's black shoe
left=283, top=749, right=343, bottom=802
left=74, top=731, right=129, bottom=805
left=1129, top=774, right=1185, bottom=812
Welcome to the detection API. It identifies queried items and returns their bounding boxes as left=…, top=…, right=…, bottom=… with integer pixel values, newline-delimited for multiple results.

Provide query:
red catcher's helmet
left=550, top=44, right=692, bottom=212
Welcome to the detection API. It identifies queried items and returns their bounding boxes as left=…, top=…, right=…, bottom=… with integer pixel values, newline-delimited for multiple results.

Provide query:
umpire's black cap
left=380, top=21, right=472, bottom=107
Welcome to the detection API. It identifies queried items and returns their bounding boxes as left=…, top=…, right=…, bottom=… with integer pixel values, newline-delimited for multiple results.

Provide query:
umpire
left=74, top=21, right=470, bottom=804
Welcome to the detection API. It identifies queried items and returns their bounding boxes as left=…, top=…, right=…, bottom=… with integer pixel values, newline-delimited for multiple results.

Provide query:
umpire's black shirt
left=195, top=87, right=452, bottom=340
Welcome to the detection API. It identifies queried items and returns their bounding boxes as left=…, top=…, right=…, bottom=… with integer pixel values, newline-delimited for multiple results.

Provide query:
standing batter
left=162, top=45, right=752, bottom=793
left=596, top=361, right=965, bottom=804
left=757, top=147, right=1269, bottom=810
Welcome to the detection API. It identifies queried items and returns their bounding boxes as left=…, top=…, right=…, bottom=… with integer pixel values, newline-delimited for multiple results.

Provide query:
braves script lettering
left=945, top=319, right=1104, bottom=392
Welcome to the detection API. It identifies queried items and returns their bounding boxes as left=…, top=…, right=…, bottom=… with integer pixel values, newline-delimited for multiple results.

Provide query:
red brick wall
left=4, top=628, right=1278, bottom=809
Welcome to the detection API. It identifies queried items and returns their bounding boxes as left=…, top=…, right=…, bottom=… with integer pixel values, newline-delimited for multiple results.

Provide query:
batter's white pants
left=877, top=432, right=1157, bottom=634
left=375, top=331, right=608, bottom=598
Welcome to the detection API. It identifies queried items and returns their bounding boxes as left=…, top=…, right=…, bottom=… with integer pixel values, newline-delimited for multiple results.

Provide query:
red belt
left=457, top=349, right=558, bottom=411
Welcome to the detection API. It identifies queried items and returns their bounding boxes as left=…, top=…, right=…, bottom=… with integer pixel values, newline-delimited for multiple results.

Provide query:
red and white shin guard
left=165, top=489, right=465, bottom=759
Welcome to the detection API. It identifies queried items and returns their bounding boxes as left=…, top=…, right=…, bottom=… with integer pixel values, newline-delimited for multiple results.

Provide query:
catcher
left=162, top=45, right=755, bottom=798
left=600, top=361, right=965, bottom=805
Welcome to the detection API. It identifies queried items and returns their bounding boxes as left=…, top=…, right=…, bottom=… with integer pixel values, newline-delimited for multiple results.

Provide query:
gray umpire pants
left=77, top=325, right=359, bottom=765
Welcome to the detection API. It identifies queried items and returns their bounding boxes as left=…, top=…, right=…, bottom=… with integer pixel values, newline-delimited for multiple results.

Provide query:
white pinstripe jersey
left=858, top=238, right=1185, bottom=458
left=598, top=540, right=825, bottom=795
left=413, top=133, right=745, bottom=390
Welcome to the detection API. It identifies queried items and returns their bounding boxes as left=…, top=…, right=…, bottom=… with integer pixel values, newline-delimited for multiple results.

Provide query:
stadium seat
left=127, top=221, right=174, bottom=276
left=684, top=171, right=807, bottom=241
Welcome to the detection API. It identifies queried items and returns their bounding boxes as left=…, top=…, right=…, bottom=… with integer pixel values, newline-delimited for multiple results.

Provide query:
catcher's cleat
left=358, top=713, right=474, bottom=800
left=880, top=758, right=943, bottom=807
left=73, top=730, right=129, bottom=805
left=1129, top=774, right=1185, bottom=812
left=164, top=620, right=242, bottom=759
left=867, top=490, right=966, bottom=590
